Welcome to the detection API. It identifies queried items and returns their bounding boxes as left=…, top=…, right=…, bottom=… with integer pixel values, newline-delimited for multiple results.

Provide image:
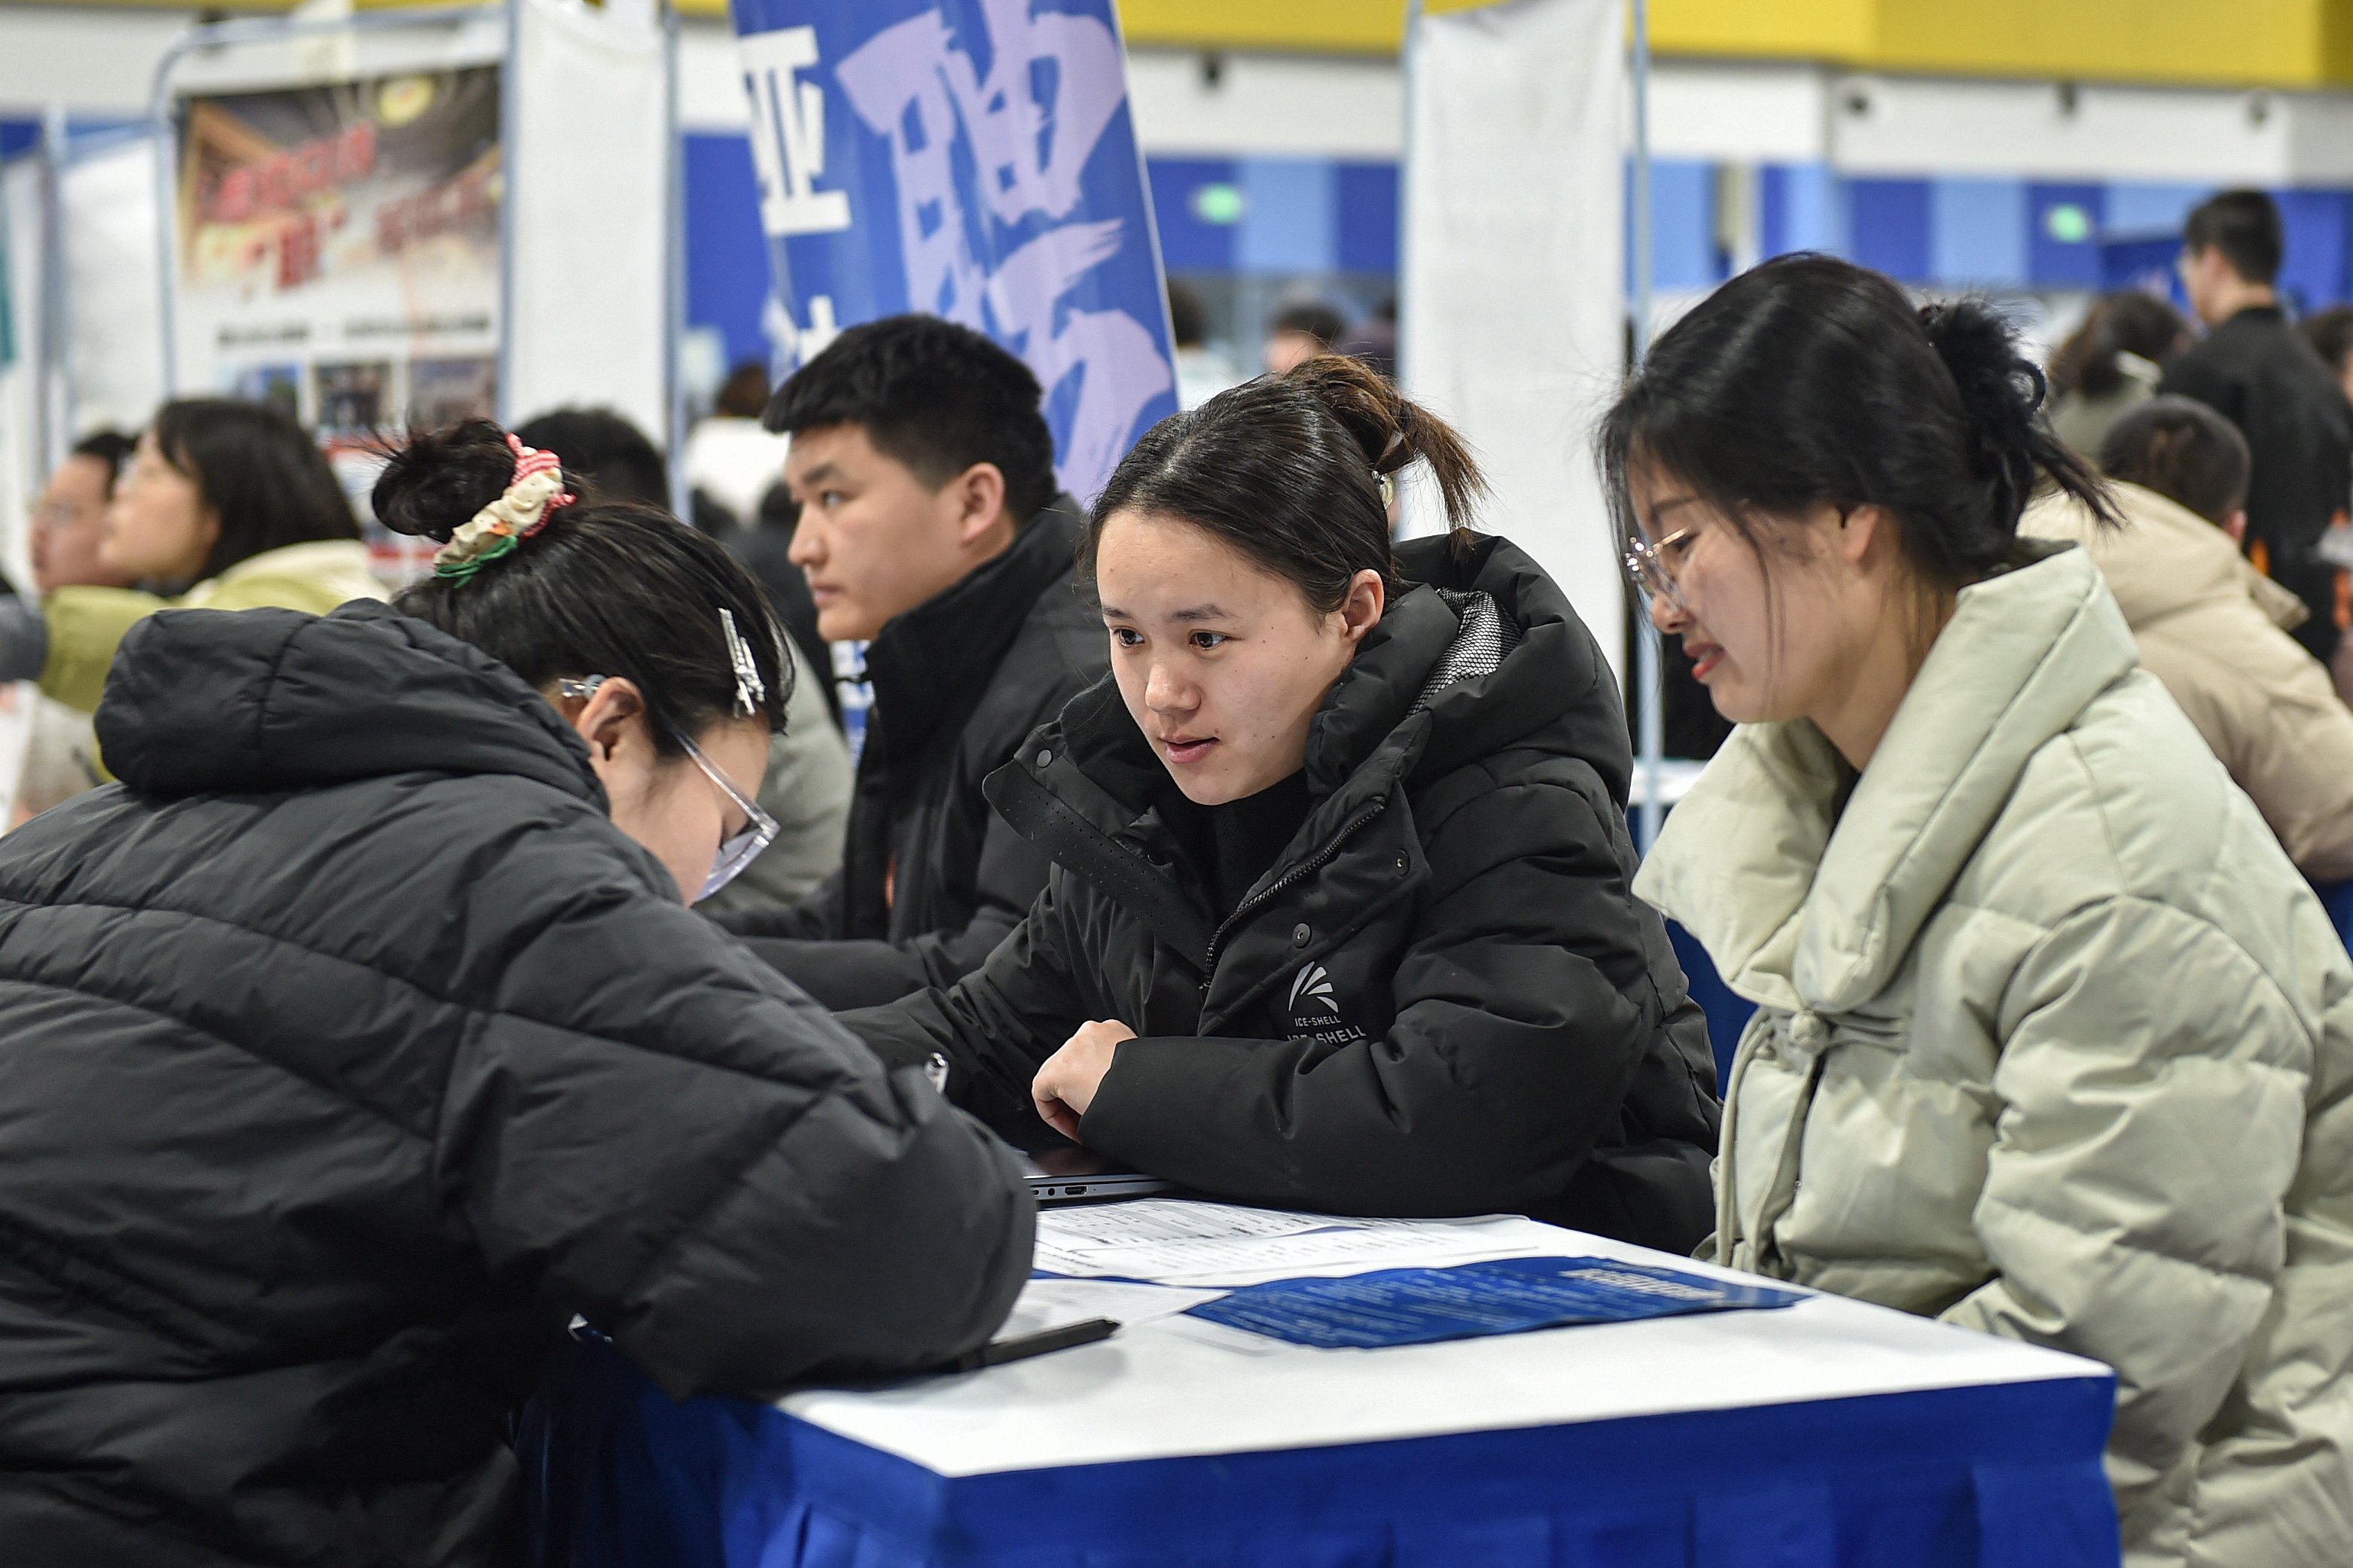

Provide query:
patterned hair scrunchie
left=432, top=432, right=578, bottom=582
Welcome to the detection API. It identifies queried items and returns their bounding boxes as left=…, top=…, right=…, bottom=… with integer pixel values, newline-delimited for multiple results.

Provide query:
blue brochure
left=1183, top=1256, right=1808, bottom=1350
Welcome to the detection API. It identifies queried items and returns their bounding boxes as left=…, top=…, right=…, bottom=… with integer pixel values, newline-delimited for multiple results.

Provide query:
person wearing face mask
left=0, top=420, right=1032, bottom=1567
left=844, top=356, right=1720, bottom=1250
left=1620, top=254, right=2353, bottom=1567
left=709, top=315, right=1109, bottom=1009
left=507, top=405, right=853, bottom=912
left=0, top=399, right=385, bottom=717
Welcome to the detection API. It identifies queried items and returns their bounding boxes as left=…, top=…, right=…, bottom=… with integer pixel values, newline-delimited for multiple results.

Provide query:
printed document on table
left=996, top=1277, right=1230, bottom=1338
left=1033, top=1198, right=1548, bottom=1286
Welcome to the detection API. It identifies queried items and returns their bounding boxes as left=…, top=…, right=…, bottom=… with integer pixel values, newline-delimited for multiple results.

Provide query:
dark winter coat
left=2159, top=303, right=2353, bottom=662
left=715, top=498, right=1109, bottom=1008
left=0, top=601, right=1032, bottom=1568
left=847, top=534, right=1721, bottom=1251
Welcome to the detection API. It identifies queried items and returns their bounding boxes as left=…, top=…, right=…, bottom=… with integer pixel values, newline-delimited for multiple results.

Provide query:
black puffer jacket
left=0, top=602, right=1032, bottom=1568
left=849, top=534, right=1721, bottom=1250
left=716, top=499, right=1108, bottom=1007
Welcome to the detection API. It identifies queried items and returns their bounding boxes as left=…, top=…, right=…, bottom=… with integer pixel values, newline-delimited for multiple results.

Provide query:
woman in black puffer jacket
left=846, top=358, right=1721, bottom=1250
left=0, top=422, right=1031, bottom=1568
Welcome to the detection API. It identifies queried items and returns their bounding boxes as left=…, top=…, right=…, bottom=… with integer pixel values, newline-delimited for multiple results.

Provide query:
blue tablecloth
left=518, top=1335, right=2119, bottom=1568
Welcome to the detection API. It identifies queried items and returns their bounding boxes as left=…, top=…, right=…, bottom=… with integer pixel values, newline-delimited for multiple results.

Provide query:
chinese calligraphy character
left=831, top=0, right=1171, bottom=497
left=742, top=25, right=852, bottom=237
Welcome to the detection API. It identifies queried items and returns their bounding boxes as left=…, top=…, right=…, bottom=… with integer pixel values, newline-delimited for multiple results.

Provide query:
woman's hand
left=1032, top=1020, right=1136, bottom=1143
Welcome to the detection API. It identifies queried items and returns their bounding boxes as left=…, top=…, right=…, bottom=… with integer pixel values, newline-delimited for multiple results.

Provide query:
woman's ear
left=1839, top=503, right=1894, bottom=568
left=563, top=676, right=651, bottom=766
left=1337, top=568, right=1386, bottom=645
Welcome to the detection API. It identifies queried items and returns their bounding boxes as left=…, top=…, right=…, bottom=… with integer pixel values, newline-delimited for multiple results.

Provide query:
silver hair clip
left=720, top=608, right=765, bottom=717
left=1378, top=470, right=1397, bottom=508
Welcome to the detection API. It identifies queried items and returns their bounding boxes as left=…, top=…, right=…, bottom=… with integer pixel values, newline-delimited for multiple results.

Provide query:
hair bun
left=373, top=419, right=520, bottom=543
left=1918, top=300, right=2047, bottom=528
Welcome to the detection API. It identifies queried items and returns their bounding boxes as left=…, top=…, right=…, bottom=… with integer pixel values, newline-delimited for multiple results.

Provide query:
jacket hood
left=1637, top=542, right=2140, bottom=1014
left=96, top=599, right=605, bottom=805
left=1361, top=532, right=1629, bottom=801
left=2022, top=480, right=2307, bottom=633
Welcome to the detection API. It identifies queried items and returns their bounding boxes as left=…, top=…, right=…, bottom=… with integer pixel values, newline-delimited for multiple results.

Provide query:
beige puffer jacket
left=1636, top=543, right=2353, bottom=1568
left=2025, top=480, right=2353, bottom=881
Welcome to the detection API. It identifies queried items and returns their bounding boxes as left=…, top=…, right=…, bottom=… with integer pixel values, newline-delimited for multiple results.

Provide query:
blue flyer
left=1182, top=1256, right=1809, bottom=1350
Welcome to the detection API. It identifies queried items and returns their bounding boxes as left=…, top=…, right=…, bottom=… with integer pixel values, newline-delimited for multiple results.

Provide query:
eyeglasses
left=1622, top=526, right=1693, bottom=610
left=558, top=677, right=779, bottom=903
left=675, top=728, right=778, bottom=901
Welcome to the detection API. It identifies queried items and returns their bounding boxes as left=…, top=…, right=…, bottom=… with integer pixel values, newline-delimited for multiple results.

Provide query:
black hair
left=1268, top=301, right=1346, bottom=349
left=1087, top=354, right=1485, bottom=612
left=375, top=420, right=788, bottom=757
left=2097, top=395, right=2252, bottom=527
left=69, top=429, right=136, bottom=495
left=764, top=315, right=1056, bottom=525
left=756, top=480, right=802, bottom=542
left=2184, top=190, right=2283, bottom=287
left=715, top=361, right=770, bottom=421
left=2050, top=291, right=2190, bottom=398
left=2300, top=304, right=2353, bottom=375
left=1166, top=279, right=1207, bottom=349
left=512, top=407, right=669, bottom=510
left=1601, top=253, right=2115, bottom=596
left=149, top=398, right=359, bottom=581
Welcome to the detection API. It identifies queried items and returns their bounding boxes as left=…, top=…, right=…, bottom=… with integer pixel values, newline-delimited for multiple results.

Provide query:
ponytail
left=1278, top=354, right=1487, bottom=541
left=1919, top=298, right=2116, bottom=552
left=1086, top=355, right=1486, bottom=611
left=2050, top=289, right=2189, bottom=400
left=1602, top=252, right=2116, bottom=595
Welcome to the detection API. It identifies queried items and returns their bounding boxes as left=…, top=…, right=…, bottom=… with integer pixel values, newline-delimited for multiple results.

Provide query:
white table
left=521, top=1207, right=2121, bottom=1568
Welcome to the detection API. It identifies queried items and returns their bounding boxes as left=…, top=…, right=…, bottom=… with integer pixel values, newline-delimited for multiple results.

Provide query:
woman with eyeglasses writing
left=0, top=421, right=1032, bottom=1566
left=1620, top=254, right=2353, bottom=1566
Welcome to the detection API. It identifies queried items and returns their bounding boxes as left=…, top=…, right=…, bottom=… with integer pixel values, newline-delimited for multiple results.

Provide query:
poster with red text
left=173, top=64, right=501, bottom=574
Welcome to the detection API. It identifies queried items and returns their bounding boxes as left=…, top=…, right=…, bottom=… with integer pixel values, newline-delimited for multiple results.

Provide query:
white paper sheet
left=1033, top=1199, right=1543, bottom=1286
left=996, top=1277, right=1228, bottom=1340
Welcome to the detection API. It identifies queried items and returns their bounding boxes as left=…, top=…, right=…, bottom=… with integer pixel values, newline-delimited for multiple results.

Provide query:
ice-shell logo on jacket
left=1288, top=962, right=1365, bottom=1045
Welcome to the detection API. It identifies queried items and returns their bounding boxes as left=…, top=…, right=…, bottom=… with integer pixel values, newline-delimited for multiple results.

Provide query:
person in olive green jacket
left=1612, top=255, right=2353, bottom=1568
left=2, top=400, right=385, bottom=714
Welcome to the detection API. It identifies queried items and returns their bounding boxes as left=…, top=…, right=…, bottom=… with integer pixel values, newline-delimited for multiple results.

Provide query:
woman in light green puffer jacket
left=0, top=400, right=384, bottom=718
left=1611, top=255, right=2353, bottom=1568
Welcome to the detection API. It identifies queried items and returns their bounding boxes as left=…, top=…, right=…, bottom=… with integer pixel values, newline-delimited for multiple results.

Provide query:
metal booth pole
left=1629, top=0, right=1666, bottom=853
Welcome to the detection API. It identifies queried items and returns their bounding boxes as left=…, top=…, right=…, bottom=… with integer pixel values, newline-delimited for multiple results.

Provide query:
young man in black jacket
left=2161, top=188, right=2353, bottom=663
left=712, top=316, right=1109, bottom=1009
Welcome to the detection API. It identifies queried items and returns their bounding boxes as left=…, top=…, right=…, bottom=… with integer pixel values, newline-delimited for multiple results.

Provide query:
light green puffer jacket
left=40, top=539, right=388, bottom=716
left=1636, top=543, right=2353, bottom=1567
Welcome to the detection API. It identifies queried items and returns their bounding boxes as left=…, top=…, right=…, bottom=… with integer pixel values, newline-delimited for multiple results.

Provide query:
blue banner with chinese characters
left=729, top=0, right=1176, bottom=500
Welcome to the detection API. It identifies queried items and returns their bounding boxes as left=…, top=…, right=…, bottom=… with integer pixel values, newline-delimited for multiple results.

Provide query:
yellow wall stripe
left=12, top=0, right=2349, bottom=89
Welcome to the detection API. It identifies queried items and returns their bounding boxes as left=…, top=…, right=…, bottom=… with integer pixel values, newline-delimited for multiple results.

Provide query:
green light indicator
left=2046, top=203, right=2092, bottom=244
left=1191, top=183, right=1245, bottom=226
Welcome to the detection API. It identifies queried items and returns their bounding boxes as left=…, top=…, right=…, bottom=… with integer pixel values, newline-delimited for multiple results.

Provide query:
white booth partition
left=1400, top=0, right=1629, bottom=681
